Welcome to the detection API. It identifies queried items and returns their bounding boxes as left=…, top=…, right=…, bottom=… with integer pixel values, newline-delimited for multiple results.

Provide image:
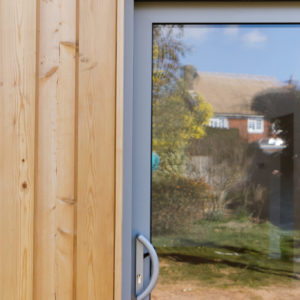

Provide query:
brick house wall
left=228, top=118, right=271, bottom=143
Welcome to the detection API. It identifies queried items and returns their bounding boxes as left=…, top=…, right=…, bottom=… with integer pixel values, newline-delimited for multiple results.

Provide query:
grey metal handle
left=136, top=234, right=159, bottom=300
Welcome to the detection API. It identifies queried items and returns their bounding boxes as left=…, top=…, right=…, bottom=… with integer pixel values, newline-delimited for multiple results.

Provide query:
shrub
left=151, top=174, right=209, bottom=235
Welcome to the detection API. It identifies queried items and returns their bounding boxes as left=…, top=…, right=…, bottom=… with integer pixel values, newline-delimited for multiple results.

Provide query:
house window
left=209, top=117, right=229, bottom=129
left=248, top=118, right=264, bottom=134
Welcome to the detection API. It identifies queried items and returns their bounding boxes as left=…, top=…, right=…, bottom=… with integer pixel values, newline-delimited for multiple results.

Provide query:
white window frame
left=209, top=117, right=229, bottom=129
left=248, top=118, right=264, bottom=134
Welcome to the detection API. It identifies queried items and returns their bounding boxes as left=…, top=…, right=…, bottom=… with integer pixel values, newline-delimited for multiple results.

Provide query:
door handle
left=136, top=234, right=159, bottom=300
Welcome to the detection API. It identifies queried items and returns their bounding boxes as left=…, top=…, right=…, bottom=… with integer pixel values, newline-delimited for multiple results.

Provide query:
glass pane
left=151, top=24, right=300, bottom=299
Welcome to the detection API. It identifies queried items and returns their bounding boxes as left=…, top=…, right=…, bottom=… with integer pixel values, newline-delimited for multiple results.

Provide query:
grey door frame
left=121, top=1, right=300, bottom=299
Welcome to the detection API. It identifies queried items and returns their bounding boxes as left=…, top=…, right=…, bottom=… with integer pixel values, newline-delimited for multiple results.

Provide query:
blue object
left=152, top=152, right=160, bottom=171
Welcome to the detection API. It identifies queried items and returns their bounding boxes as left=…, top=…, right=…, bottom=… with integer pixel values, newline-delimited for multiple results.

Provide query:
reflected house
left=188, top=72, right=283, bottom=191
left=193, top=72, right=283, bottom=145
left=189, top=72, right=284, bottom=193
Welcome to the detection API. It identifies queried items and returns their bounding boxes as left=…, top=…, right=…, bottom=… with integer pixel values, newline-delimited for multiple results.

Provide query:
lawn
left=152, top=214, right=300, bottom=288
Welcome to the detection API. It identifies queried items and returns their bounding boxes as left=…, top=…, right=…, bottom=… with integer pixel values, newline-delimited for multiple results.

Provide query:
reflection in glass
left=151, top=24, right=300, bottom=299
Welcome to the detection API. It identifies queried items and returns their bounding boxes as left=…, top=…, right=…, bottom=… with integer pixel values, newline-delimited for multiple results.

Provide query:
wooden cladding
left=0, top=0, right=121, bottom=299
left=0, top=0, right=37, bottom=299
left=77, top=0, right=116, bottom=298
left=34, top=0, right=77, bottom=299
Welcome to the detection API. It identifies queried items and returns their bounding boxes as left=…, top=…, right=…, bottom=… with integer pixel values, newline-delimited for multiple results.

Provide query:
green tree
left=152, top=25, right=213, bottom=173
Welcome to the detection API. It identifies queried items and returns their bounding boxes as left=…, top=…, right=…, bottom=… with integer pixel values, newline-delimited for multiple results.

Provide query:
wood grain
left=0, top=0, right=37, bottom=299
left=76, top=0, right=117, bottom=298
left=55, top=1, right=76, bottom=297
left=1, top=0, right=120, bottom=298
left=34, top=0, right=76, bottom=299
left=115, top=0, right=125, bottom=298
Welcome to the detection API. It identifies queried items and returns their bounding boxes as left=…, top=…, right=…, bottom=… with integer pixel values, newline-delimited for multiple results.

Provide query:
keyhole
left=137, top=274, right=142, bottom=285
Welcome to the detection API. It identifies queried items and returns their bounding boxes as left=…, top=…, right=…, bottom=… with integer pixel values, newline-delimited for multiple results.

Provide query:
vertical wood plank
left=55, top=1, right=76, bottom=297
left=34, top=1, right=58, bottom=297
left=77, top=0, right=117, bottom=298
left=34, top=0, right=76, bottom=299
left=0, top=0, right=37, bottom=299
left=115, top=0, right=125, bottom=298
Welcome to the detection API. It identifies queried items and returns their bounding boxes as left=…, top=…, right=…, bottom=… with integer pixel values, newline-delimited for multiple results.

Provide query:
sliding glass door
left=132, top=3, right=300, bottom=299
